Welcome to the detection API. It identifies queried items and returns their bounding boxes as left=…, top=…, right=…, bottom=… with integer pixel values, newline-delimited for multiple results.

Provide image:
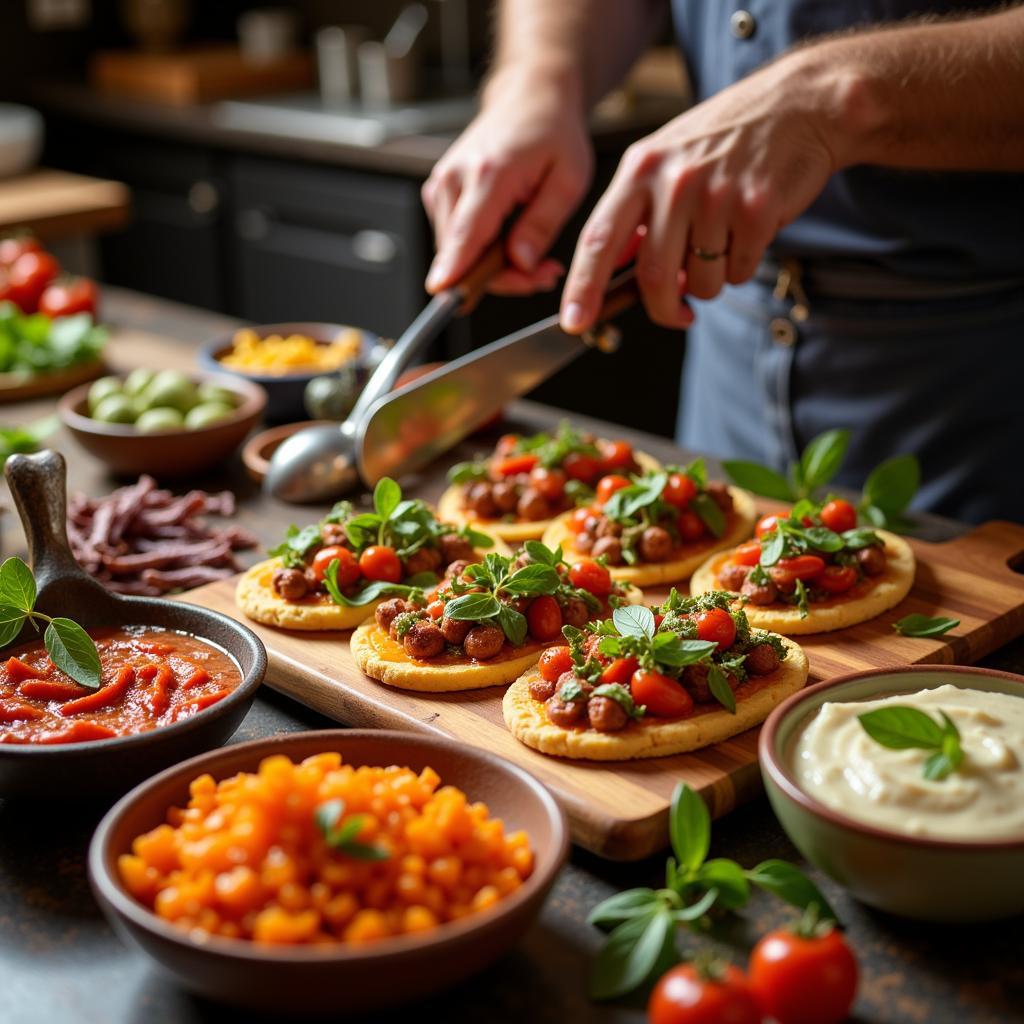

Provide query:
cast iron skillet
left=0, top=450, right=267, bottom=800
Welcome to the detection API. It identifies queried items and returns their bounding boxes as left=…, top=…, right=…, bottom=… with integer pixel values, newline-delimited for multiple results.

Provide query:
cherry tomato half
left=663, top=472, right=697, bottom=508
left=8, top=250, right=59, bottom=313
left=748, top=926, right=858, bottom=1024
left=771, top=555, right=825, bottom=583
left=493, top=453, right=539, bottom=477
left=599, top=656, right=639, bottom=687
left=426, top=600, right=445, bottom=619
left=596, top=474, right=631, bottom=505
left=568, top=558, right=612, bottom=598
left=312, top=545, right=359, bottom=585
left=38, top=276, right=97, bottom=318
left=755, top=513, right=785, bottom=539
left=563, top=451, right=601, bottom=482
left=631, top=669, right=694, bottom=718
left=820, top=498, right=857, bottom=533
left=0, top=234, right=41, bottom=267
left=568, top=506, right=593, bottom=534
left=598, top=438, right=634, bottom=470
left=526, top=594, right=563, bottom=641
left=694, top=607, right=737, bottom=649
left=530, top=465, right=567, bottom=501
left=648, top=963, right=761, bottom=1024
left=815, top=564, right=858, bottom=594
left=358, top=545, right=402, bottom=583
left=538, top=645, right=573, bottom=682
left=677, top=509, right=707, bottom=542
left=732, top=540, right=762, bottom=566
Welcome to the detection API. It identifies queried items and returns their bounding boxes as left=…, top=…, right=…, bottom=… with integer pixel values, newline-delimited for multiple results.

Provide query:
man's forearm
left=486, top=0, right=665, bottom=111
left=801, top=5, right=1024, bottom=171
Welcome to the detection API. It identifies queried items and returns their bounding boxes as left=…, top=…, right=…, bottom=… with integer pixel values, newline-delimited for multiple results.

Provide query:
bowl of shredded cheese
left=200, top=322, right=388, bottom=423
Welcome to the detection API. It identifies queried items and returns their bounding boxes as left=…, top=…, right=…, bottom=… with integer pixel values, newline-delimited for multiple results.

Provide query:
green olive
left=184, top=402, right=235, bottom=429
left=196, top=382, right=239, bottom=407
left=135, top=407, right=185, bottom=433
left=141, top=370, right=198, bottom=413
left=123, top=368, right=157, bottom=397
left=87, top=376, right=123, bottom=413
left=92, top=394, right=137, bottom=424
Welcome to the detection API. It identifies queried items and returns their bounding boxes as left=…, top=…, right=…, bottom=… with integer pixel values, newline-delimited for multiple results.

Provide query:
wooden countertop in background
left=0, top=168, right=130, bottom=240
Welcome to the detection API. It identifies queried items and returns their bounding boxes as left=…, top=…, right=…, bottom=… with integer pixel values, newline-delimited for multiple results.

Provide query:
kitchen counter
left=1, top=288, right=1022, bottom=1024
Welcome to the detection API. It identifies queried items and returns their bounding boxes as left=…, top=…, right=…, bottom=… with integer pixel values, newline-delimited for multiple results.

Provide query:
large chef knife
left=356, top=271, right=639, bottom=485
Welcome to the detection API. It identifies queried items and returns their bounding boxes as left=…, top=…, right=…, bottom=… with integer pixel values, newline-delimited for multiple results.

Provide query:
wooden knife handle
left=454, top=239, right=506, bottom=313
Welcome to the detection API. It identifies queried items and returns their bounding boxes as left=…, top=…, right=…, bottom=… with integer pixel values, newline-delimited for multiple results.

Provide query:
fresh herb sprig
left=588, top=783, right=837, bottom=1000
left=321, top=561, right=434, bottom=609
left=448, top=421, right=601, bottom=483
left=315, top=800, right=390, bottom=861
left=892, top=614, right=960, bottom=638
left=0, top=557, right=102, bottom=690
left=857, top=705, right=964, bottom=780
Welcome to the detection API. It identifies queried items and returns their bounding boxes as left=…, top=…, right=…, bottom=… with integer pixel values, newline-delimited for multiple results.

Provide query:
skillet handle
left=5, top=450, right=83, bottom=587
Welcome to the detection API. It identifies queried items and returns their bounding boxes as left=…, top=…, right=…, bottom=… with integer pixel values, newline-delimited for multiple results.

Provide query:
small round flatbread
left=503, top=636, right=808, bottom=760
left=437, top=449, right=662, bottom=543
left=541, top=486, right=757, bottom=587
left=689, top=530, right=916, bottom=635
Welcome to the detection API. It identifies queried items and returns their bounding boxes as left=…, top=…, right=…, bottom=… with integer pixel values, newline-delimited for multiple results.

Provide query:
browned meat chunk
left=718, top=561, right=751, bottom=592
left=705, top=482, right=734, bottom=513
left=439, top=533, right=475, bottom=565
left=546, top=695, right=584, bottom=728
left=517, top=488, right=550, bottom=521
left=463, top=624, right=505, bottom=660
left=639, top=526, right=673, bottom=562
left=745, top=642, right=781, bottom=676
left=272, top=568, right=308, bottom=601
left=402, top=545, right=442, bottom=577
left=375, top=597, right=407, bottom=632
left=492, top=479, right=520, bottom=513
left=742, top=577, right=779, bottom=605
left=573, top=531, right=594, bottom=553
left=560, top=595, right=591, bottom=628
left=403, top=620, right=445, bottom=659
left=857, top=544, right=886, bottom=576
left=467, top=482, right=498, bottom=519
left=440, top=614, right=471, bottom=645
left=587, top=696, right=628, bottom=732
left=529, top=676, right=557, bottom=702
left=592, top=536, right=623, bottom=564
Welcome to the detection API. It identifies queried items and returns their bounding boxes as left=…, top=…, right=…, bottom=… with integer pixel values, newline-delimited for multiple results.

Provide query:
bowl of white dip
left=760, top=665, right=1024, bottom=922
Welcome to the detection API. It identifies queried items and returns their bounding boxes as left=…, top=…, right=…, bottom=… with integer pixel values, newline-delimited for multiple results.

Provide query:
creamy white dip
left=794, top=684, right=1024, bottom=840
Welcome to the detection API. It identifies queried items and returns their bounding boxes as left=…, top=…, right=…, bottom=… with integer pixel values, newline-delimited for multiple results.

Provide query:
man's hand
left=423, top=66, right=594, bottom=296
left=560, top=54, right=843, bottom=332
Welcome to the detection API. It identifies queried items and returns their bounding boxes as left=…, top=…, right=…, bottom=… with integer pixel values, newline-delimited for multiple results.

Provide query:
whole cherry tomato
left=819, top=498, right=857, bottom=533
left=748, top=924, right=858, bottom=1024
left=694, top=607, right=737, bottom=649
left=648, top=963, right=761, bottom=1024
left=771, top=555, right=826, bottom=584
left=596, top=474, right=631, bottom=505
left=599, top=656, right=639, bottom=686
left=663, top=472, right=697, bottom=508
left=568, top=558, right=612, bottom=598
left=563, top=451, right=601, bottom=482
left=8, top=250, right=59, bottom=313
left=598, top=438, right=634, bottom=470
left=568, top=506, right=593, bottom=534
left=631, top=669, right=694, bottom=718
left=358, top=545, right=402, bottom=583
left=815, top=564, right=858, bottom=594
left=530, top=465, right=567, bottom=501
left=0, top=234, right=41, bottom=267
left=732, top=540, right=762, bottom=566
left=756, top=513, right=788, bottom=539
left=526, top=594, right=563, bottom=641
left=38, top=276, right=98, bottom=318
left=312, top=545, right=359, bottom=585
left=493, top=453, right=539, bottom=477
left=677, top=509, right=707, bottom=542
left=495, top=433, right=520, bottom=454
left=538, top=645, right=573, bottom=682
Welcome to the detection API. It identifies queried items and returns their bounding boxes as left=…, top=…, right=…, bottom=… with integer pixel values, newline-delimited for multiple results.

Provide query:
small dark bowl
left=59, top=370, right=267, bottom=479
left=200, top=322, right=387, bottom=423
left=0, top=451, right=267, bottom=800
left=89, top=729, right=568, bottom=1013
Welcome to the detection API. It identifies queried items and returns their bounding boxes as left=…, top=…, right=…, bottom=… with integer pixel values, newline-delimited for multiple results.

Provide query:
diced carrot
left=18, top=679, right=86, bottom=702
left=0, top=699, right=45, bottom=722
left=175, top=687, right=231, bottom=719
left=181, top=667, right=211, bottom=691
left=5, top=657, right=40, bottom=683
left=59, top=665, right=136, bottom=717
left=35, top=721, right=117, bottom=744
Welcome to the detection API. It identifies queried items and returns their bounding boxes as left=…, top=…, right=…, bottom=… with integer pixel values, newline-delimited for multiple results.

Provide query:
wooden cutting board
left=183, top=519, right=1024, bottom=860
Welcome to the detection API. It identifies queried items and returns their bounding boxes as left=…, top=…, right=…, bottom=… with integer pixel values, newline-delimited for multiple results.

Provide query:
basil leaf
left=592, top=683, right=643, bottom=719
left=558, top=678, right=584, bottom=702
left=337, top=840, right=392, bottom=862
left=691, top=493, right=725, bottom=539
left=0, top=557, right=36, bottom=613
left=799, top=429, right=850, bottom=493
left=459, top=527, right=495, bottom=550
left=841, top=527, right=882, bottom=550
left=857, top=705, right=945, bottom=749
left=653, top=636, right=717, bottom=667
left=669, top=783, right=710, bottom=874
left=447, top=460, right=488, bottom=484
left=863, top=453, right=920, bottom=519
left=444, top=592, right=501, bottom=621
left=793, top=579, right=809, bottom=619
left=923, top=751, right=956, bottom=781
left=672, top=887, right=720, bottom=922
left=722, top=460, right=796, bottom=502
left=707, top=664, right=736, bottom=714
left=891, top=614, right=960, bottom=638
left=694, top=858, right=751, bottom=909
left=798, top=526, right=844, bottom=552
left=746, top=860, right=837, bottom=923
left=373, top=477, right=402, bottom=519
left=589, top=908, right=674, bottom=1001
left=788, top=497, right=817, bottom=523
left=523, top=540, right=557, bottom=566
left=861, top=502, right=887, bottom=528
left=315, top=798, right=344, bottom=833
left=613, top=604, right=655, bottom=640
left=587, top=888, right=661, bottom=929
left=44, top=617, right=102, bottom=691
left=503, top=563, right=560, bottom=596
left=618, top=473, right=668, bottom=519
left=683, top=457, right=707, bottom=490
left=323, top=562, right=412, bottom=607
left=759, top=529, right=786, bottom=567
left=0, top=604, right=28, bottom=648
left=496, top=603, right=527, bottom=646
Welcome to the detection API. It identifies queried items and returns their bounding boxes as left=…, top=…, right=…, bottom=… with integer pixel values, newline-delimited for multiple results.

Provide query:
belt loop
left=772, top=258, right=810, bottom=322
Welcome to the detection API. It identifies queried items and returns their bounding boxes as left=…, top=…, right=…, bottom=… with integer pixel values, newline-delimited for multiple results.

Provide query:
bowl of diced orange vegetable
left=89, top=729, right=567, bottom=1013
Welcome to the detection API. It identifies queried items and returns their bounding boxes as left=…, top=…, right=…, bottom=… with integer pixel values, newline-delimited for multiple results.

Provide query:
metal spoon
left=263, top=243, right=502, bottom=504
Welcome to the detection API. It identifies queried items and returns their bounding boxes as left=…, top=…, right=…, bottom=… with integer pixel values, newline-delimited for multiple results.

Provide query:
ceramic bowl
left=0, top=451, right=267, bottom=800
left=760, top=664, right=1024, bottom=922
left=58, top=370, right=266, bottom=479
left=199, top=322, right=387, bottom=423
left=89, top=729, right=569, bottom=1013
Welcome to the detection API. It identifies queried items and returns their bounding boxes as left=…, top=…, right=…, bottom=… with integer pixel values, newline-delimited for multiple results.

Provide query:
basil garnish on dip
left=0, top=556, right=102, bottom=689
left=857, top=705, right=964, bottom=780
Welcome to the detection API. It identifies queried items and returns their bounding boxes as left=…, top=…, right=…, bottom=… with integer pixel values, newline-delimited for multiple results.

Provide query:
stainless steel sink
left=213, top=92, right=477, bottom=147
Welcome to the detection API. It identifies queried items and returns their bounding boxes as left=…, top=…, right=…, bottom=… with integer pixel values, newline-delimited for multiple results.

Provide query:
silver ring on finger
left=689, top=246, right=727, bottom=262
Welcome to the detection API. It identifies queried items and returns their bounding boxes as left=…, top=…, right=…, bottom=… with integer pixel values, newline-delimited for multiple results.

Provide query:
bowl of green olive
left=58, top=369, right=266, bottom=478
